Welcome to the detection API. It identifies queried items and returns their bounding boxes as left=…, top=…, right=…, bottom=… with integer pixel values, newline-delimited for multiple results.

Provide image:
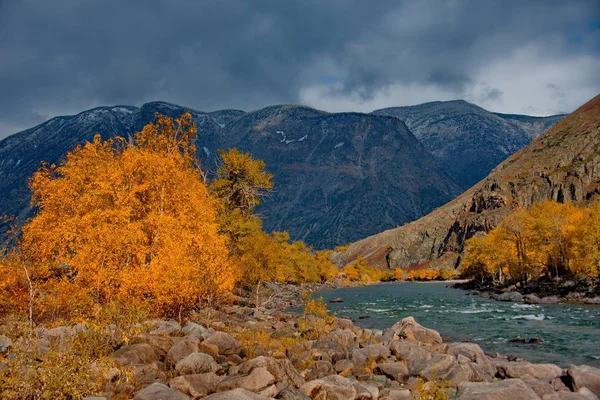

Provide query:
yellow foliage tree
left=0, top=113, right=236, bottom=322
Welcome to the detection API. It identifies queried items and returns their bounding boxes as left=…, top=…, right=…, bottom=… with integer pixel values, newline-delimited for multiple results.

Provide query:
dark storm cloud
left=0, top=0, right=599, bottom=137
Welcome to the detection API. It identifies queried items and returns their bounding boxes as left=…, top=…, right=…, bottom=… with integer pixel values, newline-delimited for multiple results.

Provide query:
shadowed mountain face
left=373, top=101, right=565, bottom=188
left=335, top=94, right=600, bottom=269
left=0, top=102, right=462, bottom=249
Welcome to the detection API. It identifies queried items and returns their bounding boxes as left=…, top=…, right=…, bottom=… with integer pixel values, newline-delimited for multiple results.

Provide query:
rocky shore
left=452, top=277, right=600, bottom=306
left=3, top=282, right=599, bottom=400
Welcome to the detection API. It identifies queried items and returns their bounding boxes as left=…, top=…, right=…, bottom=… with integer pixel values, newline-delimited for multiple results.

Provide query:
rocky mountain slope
left=373, top=101, right=565, bottom=187
left=335, top=94, right=600, bottom=269
left=0, top=102, right=462, bottom=249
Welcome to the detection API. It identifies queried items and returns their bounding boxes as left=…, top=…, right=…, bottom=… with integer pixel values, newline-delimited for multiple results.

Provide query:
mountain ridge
left=0, top=101, right=463, bottom=249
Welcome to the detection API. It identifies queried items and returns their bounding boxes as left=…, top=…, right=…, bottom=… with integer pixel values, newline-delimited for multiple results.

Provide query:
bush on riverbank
left=460, top=200, right=600, bottom=285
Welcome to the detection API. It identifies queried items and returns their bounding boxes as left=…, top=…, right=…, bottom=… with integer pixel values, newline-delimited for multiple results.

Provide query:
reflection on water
left=315, top=282, right=600, bottom=367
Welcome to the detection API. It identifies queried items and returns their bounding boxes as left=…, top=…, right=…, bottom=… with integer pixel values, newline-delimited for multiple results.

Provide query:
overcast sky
left=0, top=0, right=599, bottom=139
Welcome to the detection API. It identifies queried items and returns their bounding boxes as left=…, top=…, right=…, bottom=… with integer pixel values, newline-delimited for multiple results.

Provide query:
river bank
left=3, top=282, right=600, bottom=399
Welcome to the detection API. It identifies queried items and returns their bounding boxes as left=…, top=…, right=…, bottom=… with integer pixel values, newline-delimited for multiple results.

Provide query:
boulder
left=167, top=336, right=201, bottom=367
left=524, top=295, right=559, bottom=304
left=169, top=372, right=224, bottom=398
left=542, top=388, right=600, bottom=399
left=497, top=292, right=524, bottom=302
left=130, top=333, right=175, bottom=359
left=498, top=363, right=563, bottom=381
left=354, top=382, right=379, bottom=399
left=275, top=387, right=311, bottom=400
left=335, top=359, right=354, bottom=374
left=568, top=365, right=600, bottom=396
left=175, top=352, right=220, bottom=375
left=329, top=298, right=344, bottom=303
left=149, top=320, right=181, bottom=336
left=182, top=322, right=215, bottom=340
left=305, top=360, right=336, bottom=381
left=518, top=374, right=556, bottom=397
left=329, top=329, right=356, bottom=346
left=133, top=382, right=191, bottom=400
left=202, top=332, right=243, bottom=356
left=456, top=379, right=541, bottom=400
left=111, top=343, right=160, bottom=365
left=300, top=375, right=357, bottom=400
left=132, top=362, right=167, bottom=385
left=379, top=388, right=412, bottom=400
left=391, top=317, right=442, bottom=344
left=203, top=388, right=272, bottom=399
left=0, top=335, right=12, bottom=354
left=216, top=367, right=276, bottom=396
left=374, top=363, right=410, bottom=383
left=234, top=356, right=305, bottom=390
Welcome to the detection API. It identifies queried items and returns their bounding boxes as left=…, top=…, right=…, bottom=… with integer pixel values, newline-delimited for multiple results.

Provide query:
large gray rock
left=568, top=365, right=600, bottom=396
left=354, top=382, right=379, bottom=400
left=168, top=372, right=224, bottom=398
left=111, top=343, right=160, bottom=365
left=499, top=363, right=563, bottom=381
left=133, top=382, right=191, bottom=400
left=149, top=320, right=181, bottom=336
left=202, top=332, right=243, bottom=356
left=300, top=375, right=358, bottom=400
left=379, top=388, right=412, bottom=400
left=374, top=362, right=410, bottom=383
left=234, top=356, right=305, bottom=390
left=167, top=336, right=201, bottom=367
left=216, top=367, right=277, bottom=397
left=182, top=322, right=215, bottom=340
left=542, top=387, right=599, bottom=399
left=132, top=362, right=167, bottom=385
left=275, top=387, right=311, bottom=400
left=203, top=388, right=272, bottom=399
left=175, top=352, right=220, bottom=375
left=391, top=317, right=442, bottom=344
left=497, top=292, right=524, bottom=302
left=130, top=333, right=175, bottom=359
left=305, top=360, right=336, bottom=381
left=456, top=379, right=541, bottom=400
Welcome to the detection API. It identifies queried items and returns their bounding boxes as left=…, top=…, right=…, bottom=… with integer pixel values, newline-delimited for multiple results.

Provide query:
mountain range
left=0, top=100, right=565, bottom=249
left=373, top=101, right=565, bottom=187
left=334, top=94, right=600, bottom=269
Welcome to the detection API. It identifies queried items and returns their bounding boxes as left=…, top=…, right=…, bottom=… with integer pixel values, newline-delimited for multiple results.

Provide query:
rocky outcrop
left=336, top=93, right=600, bottom=269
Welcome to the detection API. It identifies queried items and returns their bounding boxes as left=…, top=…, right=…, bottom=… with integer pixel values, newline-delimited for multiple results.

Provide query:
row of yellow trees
left=460, top=200, right=600, bottom=283
left=0, top=113, right=337, bottom=324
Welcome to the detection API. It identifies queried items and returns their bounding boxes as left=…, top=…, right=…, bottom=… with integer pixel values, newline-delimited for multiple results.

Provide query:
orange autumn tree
left=1, top=113, right=236, bottom=322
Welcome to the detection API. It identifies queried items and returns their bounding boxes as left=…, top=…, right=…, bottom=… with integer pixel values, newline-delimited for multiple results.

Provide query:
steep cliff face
left=335, top=94, right=600, bottom=269
left=373, top=101, right=565, bottom=188
left=0, top=103, right=462, bottom=249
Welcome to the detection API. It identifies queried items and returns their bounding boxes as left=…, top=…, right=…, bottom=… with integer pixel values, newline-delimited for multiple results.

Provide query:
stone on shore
left=497, top=292, right=524, bottom=302
left=498, top=363, right=564, bottom=381
left=133, top=382, right=191, bottom=400
left=202, top=332, right=243, bottom=356
left=168, top=372, right=224, bottom=398
left=204, top=388, right=273, bottom=399
left=568, top=365, right=600, bottom=396
left=391, top=316, right=443, bottom=344
left=300, top=375, right=358, bottom=400
left=456, top=378, right=542, bottom=399
left=111, top=343, right=160, bottom=365
left=175, top=352, right=220, bottom=375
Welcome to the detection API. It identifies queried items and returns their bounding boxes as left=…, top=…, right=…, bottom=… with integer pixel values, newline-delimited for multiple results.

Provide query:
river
left=315, top=282, right=600, bottom=367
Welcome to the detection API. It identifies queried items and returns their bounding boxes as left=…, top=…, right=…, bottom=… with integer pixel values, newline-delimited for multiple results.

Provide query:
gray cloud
left=0, top=0, right=599, bottom=138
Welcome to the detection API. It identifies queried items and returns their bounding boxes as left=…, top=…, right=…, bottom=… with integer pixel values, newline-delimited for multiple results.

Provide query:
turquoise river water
left=315, top=282, right=600, bottom=367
